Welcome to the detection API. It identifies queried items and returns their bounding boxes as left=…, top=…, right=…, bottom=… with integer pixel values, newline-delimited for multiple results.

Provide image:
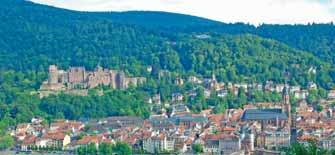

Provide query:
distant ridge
left=3, top=0, right=335, bottom=64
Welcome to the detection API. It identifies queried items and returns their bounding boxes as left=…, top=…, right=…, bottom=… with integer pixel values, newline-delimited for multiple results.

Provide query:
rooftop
left=241, top=109, right=288, bottom=121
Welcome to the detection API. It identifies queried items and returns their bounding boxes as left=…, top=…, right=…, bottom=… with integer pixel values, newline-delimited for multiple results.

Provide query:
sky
left=29, top=0, right=335, bottom=25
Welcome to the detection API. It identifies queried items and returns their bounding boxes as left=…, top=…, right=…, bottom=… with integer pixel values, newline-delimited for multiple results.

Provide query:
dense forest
left=0, top=0, right=334, bottom=136
left=99, top=11, right=335, bottom=64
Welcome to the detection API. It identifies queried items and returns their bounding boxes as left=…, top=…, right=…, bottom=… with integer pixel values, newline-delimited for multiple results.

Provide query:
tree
left=99, top=143, right=113, bottom=155
left=307, top=90, right=319, bottom=104
left=316, top=105, right=323, bottom=112
left=76, top=143, right=98, bottom=155
left=236, top=88, right=247, bottom=107
left=214, top=100, right=228, bottom=114
left=287, top=141, right=328, bottom=155
left=0, top=134, right=14, bottom=150
left=113, top=142, right=132, bottom=155
left=192, top=143, right=204, bottom=154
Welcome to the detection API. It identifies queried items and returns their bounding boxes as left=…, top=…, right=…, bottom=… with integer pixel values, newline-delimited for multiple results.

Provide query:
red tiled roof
left=42, top=132, right=67, bottom=141
left=231, top=109, right=243, bottom=121
left=17, top=123, right=30, bottom=129
left=298, top=135, right=316, bottom=141
left=76, top=135, right=105, bottom=145
left=124, top=136, right=137, bottom=145
left=51, top=120, right=84, bottom=129
left=208, top=114, right=225, bottom=122
left=222, top=127, right=237, bottom=132
left=22, top=135, right=37, bottom=145
left=203, top=133, right=238, bottom=141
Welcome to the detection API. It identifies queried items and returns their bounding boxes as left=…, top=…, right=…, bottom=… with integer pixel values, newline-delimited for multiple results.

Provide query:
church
left=241, top=85, right=297, bottom=150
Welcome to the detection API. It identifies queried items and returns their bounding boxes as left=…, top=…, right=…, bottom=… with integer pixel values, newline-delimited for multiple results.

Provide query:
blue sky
left=30, top=0, right=335, bottom=25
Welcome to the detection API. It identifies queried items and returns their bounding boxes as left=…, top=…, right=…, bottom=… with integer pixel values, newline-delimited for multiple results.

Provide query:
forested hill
left=98, top=12, right=335, bottom=64
left=95, top=11, right=225, bottom=29
left=0, top=0, right=334, bottom=137
left=0, top=0, right=334, bottom=88
left=3, top=0, right=335, bottom=65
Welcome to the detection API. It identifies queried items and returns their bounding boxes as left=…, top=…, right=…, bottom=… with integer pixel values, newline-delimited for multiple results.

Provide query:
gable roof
left=241, top=109, right=288, bottom=121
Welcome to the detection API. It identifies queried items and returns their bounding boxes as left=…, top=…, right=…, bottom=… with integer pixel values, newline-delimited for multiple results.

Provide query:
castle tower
left=116, top=72, right=126, bottom=89
left=109, top=70, right=117, bottom=89
left=48, top=65, right=59, bottom=85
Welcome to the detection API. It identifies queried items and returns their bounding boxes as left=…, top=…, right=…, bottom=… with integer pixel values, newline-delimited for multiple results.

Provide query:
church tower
left=282, top=85, right=291, bottom=127
left=282, top=85, right=297, bottom=143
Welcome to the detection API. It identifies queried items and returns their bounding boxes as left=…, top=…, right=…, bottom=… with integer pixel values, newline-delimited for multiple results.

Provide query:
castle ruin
left=39, top=65, right=145, bottom=98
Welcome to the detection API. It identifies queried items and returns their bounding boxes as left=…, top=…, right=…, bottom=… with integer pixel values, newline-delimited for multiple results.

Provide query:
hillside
left=0, top=0, right=334, bottom=136
left=95, top=11, right=224, bottom=28
left=0, top=0, right=333, bottom=88
left=92, top=11, right=335, bottom=64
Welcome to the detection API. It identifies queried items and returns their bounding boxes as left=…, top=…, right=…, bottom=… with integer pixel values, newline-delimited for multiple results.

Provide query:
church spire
left=282, top=85, right=289, bottom=105
left=282, top=84, right=292, bottom=130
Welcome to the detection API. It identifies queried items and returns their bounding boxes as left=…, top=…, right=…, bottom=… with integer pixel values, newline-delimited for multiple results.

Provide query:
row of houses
left=150, top=75, right=327, bottom=107
left=12, top=91, right=335, bottom=154
left=14, top=119, right=84, bottom=151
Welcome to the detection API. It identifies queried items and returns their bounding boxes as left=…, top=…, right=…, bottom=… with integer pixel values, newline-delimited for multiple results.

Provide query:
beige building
left=39, top=65, right=145, bottom=97
left=203, top=134, right=241, bottom=155
left=143, top=133, right=175, bottom=153
left=41, top=132, right=71, bottom=148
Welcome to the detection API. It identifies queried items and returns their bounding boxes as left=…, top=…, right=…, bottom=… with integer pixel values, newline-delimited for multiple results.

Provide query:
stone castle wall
left=41, top=65, right=145, bottom=93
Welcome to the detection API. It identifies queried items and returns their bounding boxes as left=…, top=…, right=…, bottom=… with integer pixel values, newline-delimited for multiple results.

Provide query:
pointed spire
left=211, top=73, right=216, bottom=82
left=283, top=84, right=289, bottom=96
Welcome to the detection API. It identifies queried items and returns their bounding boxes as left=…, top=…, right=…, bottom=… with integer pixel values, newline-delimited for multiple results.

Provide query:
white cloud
left=29, top=0, right=335, bottom=25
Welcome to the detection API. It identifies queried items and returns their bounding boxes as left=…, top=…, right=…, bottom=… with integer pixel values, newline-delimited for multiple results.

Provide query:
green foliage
left=107, top=12, right=335, bottom=66
left=207, top=93, right=228, bottom=114
left=0, top=70, right=150, bottom=134
left=0, top=0, right=334, bottom=89
left=0, top=134, right=14, bottom=150
left=187, top=87, right=207, bottom=112
left=192, top=143, right=204, bottom=154
left=307, top=90, right=319, bottom=104
left=249, top=90, right=282, bottom=103
left=256, top=24, right=335, bottom=65
left=99, top=143, right=114, bottom=155
left=112, top=142, right=132, bottom=155
left=286, top=141, right=329, bottom=155
left=77, top=143, right=98, bottom=155
left=316, top=105, right=323, bottom=112
left=175, top=34, right=334, bottom=89
left=77, top=142, right=130, bottom=155
left=39, top=89, right=150, bottom=120
left=0, top=0, right=335, bottom=138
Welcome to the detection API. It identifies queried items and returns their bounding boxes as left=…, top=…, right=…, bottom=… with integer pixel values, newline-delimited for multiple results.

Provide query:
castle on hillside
left=39, top=65, right=145, bottom=97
